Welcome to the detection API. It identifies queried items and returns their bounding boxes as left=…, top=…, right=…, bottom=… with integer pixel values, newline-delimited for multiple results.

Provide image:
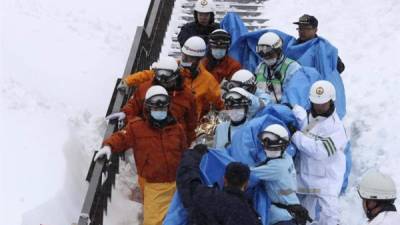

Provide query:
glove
left=117, top=80, right=129, bottom=93
left=105, top=112, right=126, bottom=129
left=287, top=204, right=313, bottom=225
left=193, top=144, right=208, bottom=155
left=287, top=123, right=298, bottom=136
left=281, top=102, right=293, bottom=110
left=94, top=146, right=112, bottom=161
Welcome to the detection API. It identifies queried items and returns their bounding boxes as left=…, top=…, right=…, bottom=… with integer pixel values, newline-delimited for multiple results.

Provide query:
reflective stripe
left=279, top=189, right=297, bottom=196
left=298, top=188, right=321, bottom=194
left=322, top=137, right=336, bottom=156
left=278, top=58, right=295, bottom=81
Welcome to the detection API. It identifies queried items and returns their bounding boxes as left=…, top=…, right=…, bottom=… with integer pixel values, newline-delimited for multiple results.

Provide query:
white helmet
left=257, top=32, right=283, bottom=49
left=182, top=36, right=207, bottom=57
left=358, top=170, right=397, bottom=200
left=151, top=56, right=178, bottom=72
left=194, top=0, right=215, bottom=13
left=309, top=80, right=336, bottom=104
left=263, top=124, right=289, bottom=142
left=145, top=85, right=168, bottom=100
left=231, top=69, right=256, bottom=85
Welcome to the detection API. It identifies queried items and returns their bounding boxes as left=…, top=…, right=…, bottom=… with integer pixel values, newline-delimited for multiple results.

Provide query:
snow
left=2, top=0, right=400, bottom=224
left=1, top=0, right=150, bottom=224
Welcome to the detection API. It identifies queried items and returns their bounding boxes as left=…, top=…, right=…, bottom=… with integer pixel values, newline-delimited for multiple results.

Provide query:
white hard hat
left=257, top=32, right=283, bottom=49
left=151, top=56, right=178, bottom=72
left=309, top=80, right=336, bottom=104
left=182, top=36, right=206, bottom=57
left=145, top=85, right=168, bottom=100
left=231, top=69, right=256, bottom=85
left=194, top=0, right=215, bottom=13
left=358, top=170, right=397, bottom=200
left=263, top=124, right=289, bottom=141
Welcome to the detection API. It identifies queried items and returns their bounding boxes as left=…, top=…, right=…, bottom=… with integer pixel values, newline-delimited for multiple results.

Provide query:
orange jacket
left=103, top=117, right=187, bottom=183
left=201, top=56, right=242, bottom=83
left=181, top=63, right=224, bottom=119
left=123, top=70, right=154, bottom=87
left=122, top=79, right=197, bottom=145
left=123, top=65, right=223, bottom=120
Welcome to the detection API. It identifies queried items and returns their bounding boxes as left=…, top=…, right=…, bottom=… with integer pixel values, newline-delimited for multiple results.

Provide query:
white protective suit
left=291, top=105, right=348, bottom=225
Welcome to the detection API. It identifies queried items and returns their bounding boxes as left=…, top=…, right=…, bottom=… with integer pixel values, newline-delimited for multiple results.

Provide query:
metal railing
left=76, top=1, right=175, bottom=224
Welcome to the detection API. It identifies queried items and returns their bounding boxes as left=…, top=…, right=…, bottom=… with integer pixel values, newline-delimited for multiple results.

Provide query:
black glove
left=287, top=204, right=313, bottom=225
left=281, top=102, right=293, bottom=110
left=193, top=144, right=208, bottom=155
left=287, top=123, right=298, bottom=136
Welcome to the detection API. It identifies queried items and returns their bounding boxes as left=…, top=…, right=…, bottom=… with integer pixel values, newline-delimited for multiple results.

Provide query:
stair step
left=162, top=0, right=268, bottom=58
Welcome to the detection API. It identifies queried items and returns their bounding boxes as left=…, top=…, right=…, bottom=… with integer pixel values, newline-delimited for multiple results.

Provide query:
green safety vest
left=256, top=58, right=295, bottom=86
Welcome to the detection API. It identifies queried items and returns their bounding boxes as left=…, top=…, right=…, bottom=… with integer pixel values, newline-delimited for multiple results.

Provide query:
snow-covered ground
left=1, top=0, right=150, bottom=224
left=2, top=0, right=400, bottom=224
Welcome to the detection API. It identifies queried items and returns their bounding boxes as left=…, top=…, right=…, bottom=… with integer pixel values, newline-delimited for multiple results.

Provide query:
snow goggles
left=223, top=92, right=250, bottom=108
left=258, top=131, right=288, bottom=149
left=145, top=94, right=170, bottom=109
left=155, top=69, right=179, bottom=82
left=256, top=45, right=276, bottom=58
left=226, top=80, right=255, bottom=93
left=209, top=40, right=230, bottom=49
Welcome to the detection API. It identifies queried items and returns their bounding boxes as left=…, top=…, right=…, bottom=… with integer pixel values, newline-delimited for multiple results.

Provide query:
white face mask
left=211, top=48, right=226, bottom=60
left=227, top=108, right=246, bottom=122
left=264, top=58, right=277, bottom=66
left=265, top=149, right=282, bottom=158
left=180, top=61, right=192, bottom=68
left=150, top=110, right=167, bottom=120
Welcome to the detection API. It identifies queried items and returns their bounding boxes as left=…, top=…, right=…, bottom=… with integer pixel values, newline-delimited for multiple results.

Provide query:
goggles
left=226, top=80, right=255, bottom=93
left=155, top=69, right=178, bottom=82
left=223, top=92, right=250, bottom=108
left=145, top=94, right=170, bottom=109
left=258, top=131, right=288, bottom=149
left=256, top=45, right=277, bottom=58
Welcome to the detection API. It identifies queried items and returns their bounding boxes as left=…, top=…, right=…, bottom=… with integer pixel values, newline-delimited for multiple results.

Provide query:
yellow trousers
left=139, top=176, right=176, bottom=225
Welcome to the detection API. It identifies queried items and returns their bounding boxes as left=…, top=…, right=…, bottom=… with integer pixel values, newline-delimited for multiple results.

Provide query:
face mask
left=150, top=110, right=167, bottom=121
left=264, top=58, right=277, bottom=66
left=211, top=48, right=226, bottom=60
left=227, top=108, right=246, bottom=122
left=180, top=61, right=192, bottom=68
left=265, top=149, right=281, bottom=158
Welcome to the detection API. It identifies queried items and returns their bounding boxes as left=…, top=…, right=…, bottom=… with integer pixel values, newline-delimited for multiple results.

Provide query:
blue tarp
left=220, top=12, right=248, bottom=45
left=280, top=67, right=321, bottom=110
left=227, top=28, right=346, bottom=119
left=164, top=105, right=298, bottom=225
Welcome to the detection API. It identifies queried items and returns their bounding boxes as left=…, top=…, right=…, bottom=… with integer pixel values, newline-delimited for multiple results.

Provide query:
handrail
left=76, top=1, right=175, bottom=224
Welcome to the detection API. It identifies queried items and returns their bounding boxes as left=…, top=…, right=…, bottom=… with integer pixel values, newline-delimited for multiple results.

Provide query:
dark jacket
left=176, top=150, right=262, bottom=225
left=178, top=22, right=220, bottom=47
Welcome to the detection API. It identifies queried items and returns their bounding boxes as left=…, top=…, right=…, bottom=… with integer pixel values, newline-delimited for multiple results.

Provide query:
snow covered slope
left=1, top=0, right=150, bottom=224
left=2, top=0, right=400, bottom=224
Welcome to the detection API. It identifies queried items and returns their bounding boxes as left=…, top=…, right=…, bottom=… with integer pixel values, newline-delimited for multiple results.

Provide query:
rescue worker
left=291, top=80, right=348, bottom=225
left=225, top=69, right=271, bottom=117
left=177, top=0, right=219, bottom=47
left=251, top=124, right=311, bottom=225
left=176, top=144, right=262, bottom=225
left=255, top=32, right=302, bottom=103
left=201, top=29, right=241, bottom=83
left=358, top=170, right=400, bottom=224
left=213, top=87, right=251, bottom=149
left=117, top=36, right=223, bottom=121
left=293, top=14, right=345, bottom=74
left=94, top=85, right=187, bottom=225
left=179, top=36, right=224, bottom=119
left=108, top=56, right=197, bottom=145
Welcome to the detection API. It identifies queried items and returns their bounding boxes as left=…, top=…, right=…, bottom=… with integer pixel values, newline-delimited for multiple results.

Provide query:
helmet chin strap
left=365, top=199, right=397, bottom=221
